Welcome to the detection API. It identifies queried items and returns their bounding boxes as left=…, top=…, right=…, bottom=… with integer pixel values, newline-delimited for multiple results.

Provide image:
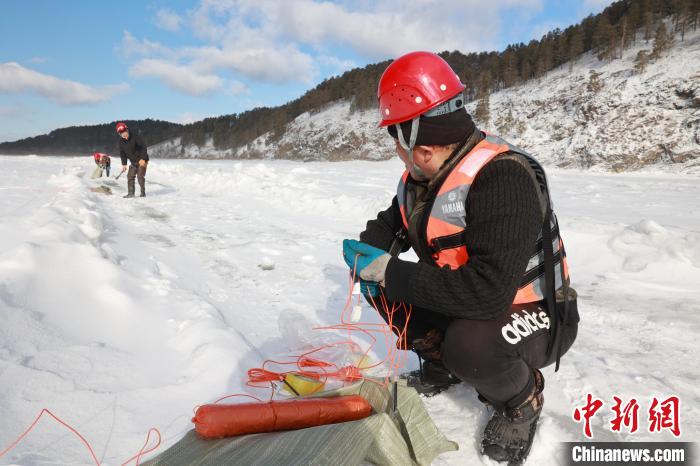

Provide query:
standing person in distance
left=116, top=122, right=149, bottom=198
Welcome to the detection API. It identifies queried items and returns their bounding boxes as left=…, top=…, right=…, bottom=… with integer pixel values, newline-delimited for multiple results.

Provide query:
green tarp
left=143, top=379, right=458, bottom=466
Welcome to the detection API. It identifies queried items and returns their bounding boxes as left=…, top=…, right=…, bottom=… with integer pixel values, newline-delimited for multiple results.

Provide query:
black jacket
left=359, top=132, right=543, bottom=321
left=119, top=133, right=149, bottom=166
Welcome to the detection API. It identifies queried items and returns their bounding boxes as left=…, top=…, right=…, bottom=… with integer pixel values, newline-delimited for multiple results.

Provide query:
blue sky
left=0, top=0, right=613, bottom=143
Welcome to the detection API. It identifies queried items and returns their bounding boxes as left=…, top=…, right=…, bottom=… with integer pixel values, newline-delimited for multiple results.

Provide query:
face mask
left=396, top=117, right=428, bottom=180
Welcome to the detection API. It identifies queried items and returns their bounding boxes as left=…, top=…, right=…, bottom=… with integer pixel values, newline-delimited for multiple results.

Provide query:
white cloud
left=185, top=43, right=317, bottom=84
left=174, top=111, right=199, bottom=124
left=530, top=20, right=565, bottom=41
left=580, top=0, right=614, bottom=16
left=0, top=105, right=22, bottom=116
left=188, top=0, right=545, bottom=60
left=155, top=8, right=183, bottom=32
left=123, top=0, right=549, bottom=96
left=583, top=0, right=613, bottom=9
left=27, top=57, right=48, bottom=64
left=129, top=58, right=223, bottom=96
left=318, top=55, right=356, bottom=75
left=228, top=80, right=250, bottom=95
left=189, top=0, right=239, bottom=42
left=0, top=62, right=129, bottom=106
left=119, top=31, right=176, bottom=59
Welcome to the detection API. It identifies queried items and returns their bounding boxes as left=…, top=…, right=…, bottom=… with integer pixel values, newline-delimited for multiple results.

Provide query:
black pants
left=127, top=163, right=147, bottom=195
left=374, top=297, right=579, bottom=407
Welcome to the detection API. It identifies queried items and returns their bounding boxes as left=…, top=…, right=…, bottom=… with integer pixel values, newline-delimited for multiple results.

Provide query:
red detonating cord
left=0, top=408, right=161, bottom=466
left=0, top=245, right=416, bottom=462
left=0, top=409, right=100, bottom=465
left=238, top=253, right=413, bottom=403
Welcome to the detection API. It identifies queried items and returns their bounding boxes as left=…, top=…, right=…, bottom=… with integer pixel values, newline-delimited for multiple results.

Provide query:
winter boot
left=400, top=329, right=461, bottom=396
left=124, top=175, right=135, bottom=198
left=481, top=369, right=544, bottom=465
left=401, top=358, right=462, bottom=397
left=139, top=186, right=146, bottom=197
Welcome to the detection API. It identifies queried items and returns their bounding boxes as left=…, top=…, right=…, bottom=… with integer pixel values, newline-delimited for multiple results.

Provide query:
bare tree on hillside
left=594, top=16, right=618, bottom=61
left=634, top=50, right=650, bottom=73
left=587, top=70, right=604, bottom=93
left=568, top=28, right=584, bottom=71
left=474, top=93, right=491, bottom=129
left=627, top=2, right=643, bottom=45
left=651, top=22, right=674, bottom=59
left=618, top=16, right=629, bottom=58
left=644, top=10, right=656, bottom=43
left=474, top=71, right=492, bottom=128
left=673, top=0, right=691, bottom=40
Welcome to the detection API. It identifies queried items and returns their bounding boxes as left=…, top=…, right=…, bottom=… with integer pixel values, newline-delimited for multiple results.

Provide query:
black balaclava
left=388, top=108, right=476, bottom=146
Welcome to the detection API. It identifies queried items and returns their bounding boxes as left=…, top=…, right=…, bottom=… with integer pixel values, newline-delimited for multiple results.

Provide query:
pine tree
left=552, top=29, right=568, bottom=68
left=496, top=106, right=517, bottom=136
left=619, top=16, right=630, bottom=58
left=502, top=50, right=519, bottom=88
left=673, top=0, right=690, bottom=41
left=568, top=28, right=584, bottom=72
left=593, top=16, right=611, bottom=50
left=643, top=10, right=656, bottom=43
left=520, top=58, right=533, bottom=82
left=634, top=50, right=650, bottom=73
left=587, top=70, right=603, bottom=93
left=607, top=24, right=620, bottom=60
left=691, top=0, right=700, bottom=30
left=593, top=16, right=616, bottom=61
left=474, top=93, right=491, bottom=128
left=487, top=53, right=501, bottom=91
left=580, top=14, right=597, bottom=50
left=651, top=22, right=674, bottom=59
left=627, top=2, right=643, bottom=44
left=474, top=67, right=492, bottom=128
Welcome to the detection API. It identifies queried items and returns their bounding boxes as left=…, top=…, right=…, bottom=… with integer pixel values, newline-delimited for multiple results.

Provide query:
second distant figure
left=116, top=122, right=149, bottom=198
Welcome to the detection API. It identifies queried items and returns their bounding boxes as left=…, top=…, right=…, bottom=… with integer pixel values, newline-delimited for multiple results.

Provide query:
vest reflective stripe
left=396, top=135, right=569, bottom=304
left=397, top=172, right=409, bottom=229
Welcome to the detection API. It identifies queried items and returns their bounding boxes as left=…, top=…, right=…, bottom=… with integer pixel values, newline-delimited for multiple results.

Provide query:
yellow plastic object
left=353, top=354, right=373, bottom=370
left=282, top=372, right=326, bottom=396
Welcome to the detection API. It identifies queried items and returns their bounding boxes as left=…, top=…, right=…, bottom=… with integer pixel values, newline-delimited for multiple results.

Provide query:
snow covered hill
left=1, top=156, right=698, bottom=465
left=151, top=28, right=700, bottom=173
left=484, top=29, right=700, bottom=174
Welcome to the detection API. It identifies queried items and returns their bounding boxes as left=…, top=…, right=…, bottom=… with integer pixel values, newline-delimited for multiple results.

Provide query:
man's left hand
left=342, top=239, right=391, bottom=285
left=138, top=159, right=147, bottom=167
left=359, top=279, right=380, bottom=297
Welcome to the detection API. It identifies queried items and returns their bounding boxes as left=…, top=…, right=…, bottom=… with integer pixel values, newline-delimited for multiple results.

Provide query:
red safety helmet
left=116, top=122, right=128, bottom=133
left=377, top=51, right=465, bottom=127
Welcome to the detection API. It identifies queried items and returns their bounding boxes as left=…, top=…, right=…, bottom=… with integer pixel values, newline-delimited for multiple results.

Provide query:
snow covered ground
left=0, top=155, right=698, bottom=465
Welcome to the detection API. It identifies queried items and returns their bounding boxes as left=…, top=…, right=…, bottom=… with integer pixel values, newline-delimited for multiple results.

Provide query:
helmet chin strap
left=395, top=116, right=427, bottom=180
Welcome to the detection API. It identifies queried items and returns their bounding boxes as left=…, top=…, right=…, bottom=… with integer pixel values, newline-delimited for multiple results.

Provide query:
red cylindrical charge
left=193, top=395, right=372, bottom=439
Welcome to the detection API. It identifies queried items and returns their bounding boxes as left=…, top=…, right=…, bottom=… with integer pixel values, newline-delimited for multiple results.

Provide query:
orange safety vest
left=396, top=134, right=569, bottom=304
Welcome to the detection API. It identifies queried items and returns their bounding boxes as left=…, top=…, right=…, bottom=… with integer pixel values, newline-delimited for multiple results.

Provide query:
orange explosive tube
left=193, top=395, right=372, bottom=439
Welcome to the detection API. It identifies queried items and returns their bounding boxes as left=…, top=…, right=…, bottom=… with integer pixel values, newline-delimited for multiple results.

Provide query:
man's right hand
left=121, top=165, right=127, bottom=171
